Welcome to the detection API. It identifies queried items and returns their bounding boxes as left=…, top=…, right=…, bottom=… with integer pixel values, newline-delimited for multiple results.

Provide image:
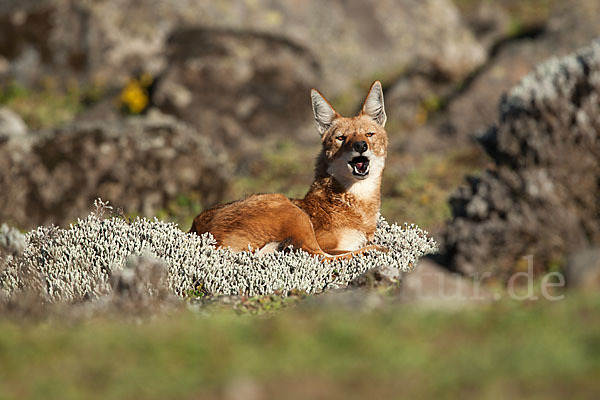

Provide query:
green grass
left=154, top=192, right=205, bottom=231
left=1, top=294, right=599, bottom=399
left=227, top=139, right=318, bottom=202
left=381, top=146, right=486, bottom=232
left=0, top=82, right=90, bottom=130
left=452, top=0, right=561, bottom=35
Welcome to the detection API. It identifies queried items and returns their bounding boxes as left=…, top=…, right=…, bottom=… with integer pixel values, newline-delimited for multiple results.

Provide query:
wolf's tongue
left=356, top=162, right=364, bottom=170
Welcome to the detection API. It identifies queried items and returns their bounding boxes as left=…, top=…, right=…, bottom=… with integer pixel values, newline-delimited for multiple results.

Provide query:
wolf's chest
left=334, top=228, right=368, bottom=251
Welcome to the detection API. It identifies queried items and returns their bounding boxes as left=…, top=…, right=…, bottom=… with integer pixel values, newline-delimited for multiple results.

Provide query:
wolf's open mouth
left=349, top=156, right=370, bottom=177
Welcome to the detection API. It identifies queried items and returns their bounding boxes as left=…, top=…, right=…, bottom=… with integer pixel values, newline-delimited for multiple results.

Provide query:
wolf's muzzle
left=349, top=155, right=370, bottom=177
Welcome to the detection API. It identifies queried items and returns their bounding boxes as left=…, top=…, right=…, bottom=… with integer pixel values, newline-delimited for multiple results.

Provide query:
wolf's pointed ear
left=361, top=81, right=387, bottom=127
left=311, top=89, right=338, bottom=136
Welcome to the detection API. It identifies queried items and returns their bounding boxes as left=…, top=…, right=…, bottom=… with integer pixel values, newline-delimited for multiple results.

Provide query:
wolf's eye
left=366, top=132, right=375, bottom=137
left=336, top=135, right=345, bottom=142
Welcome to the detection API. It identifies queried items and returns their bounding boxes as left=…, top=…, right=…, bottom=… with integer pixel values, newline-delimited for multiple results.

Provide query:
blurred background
left=2, top=0, right=599, bottom=277
left=1, top=1, right=600, bottom=398
left=0, top=0, right=588, bottom=220
left=0, top=0, right=600, bottom=284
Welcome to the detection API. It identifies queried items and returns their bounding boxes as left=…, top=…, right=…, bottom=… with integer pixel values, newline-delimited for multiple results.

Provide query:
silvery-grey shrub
left=1, top=200, right=437, bottom=303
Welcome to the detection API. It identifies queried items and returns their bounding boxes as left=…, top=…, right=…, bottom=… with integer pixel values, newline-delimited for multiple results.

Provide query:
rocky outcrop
left=0, top=111, right=231, bottom=229
left=400, top=259, right=493, bottom=306
left=0, top=0, right=487, bottom=158
left=0, top=0, right=484, bottom=101
left=440, top=38, right=600, bottom=277
left=387, top=0, right=600, bottom=154
left=152, top=28, right=321, bottom=156
left=565, top=248, right=600, bottom=290
left=0, top=107, right=27, bottom=141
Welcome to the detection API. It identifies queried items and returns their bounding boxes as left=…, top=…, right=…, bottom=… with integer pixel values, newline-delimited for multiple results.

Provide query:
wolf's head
left=311, top=81, right=388, bottom=194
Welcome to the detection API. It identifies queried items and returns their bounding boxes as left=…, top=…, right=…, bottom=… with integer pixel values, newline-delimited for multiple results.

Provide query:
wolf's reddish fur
left=190, top=81, right=389, bottom=261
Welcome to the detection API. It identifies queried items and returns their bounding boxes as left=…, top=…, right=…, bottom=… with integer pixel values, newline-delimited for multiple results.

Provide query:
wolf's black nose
left=353, top=140, right=368, bottom=154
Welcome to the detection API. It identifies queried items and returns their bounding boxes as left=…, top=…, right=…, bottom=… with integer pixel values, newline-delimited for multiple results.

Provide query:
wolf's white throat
left=327, top=150, right=385, bottom=199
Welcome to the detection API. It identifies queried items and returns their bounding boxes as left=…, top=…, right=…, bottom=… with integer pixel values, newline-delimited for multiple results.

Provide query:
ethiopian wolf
left=190, top=81, right=389, bottom=261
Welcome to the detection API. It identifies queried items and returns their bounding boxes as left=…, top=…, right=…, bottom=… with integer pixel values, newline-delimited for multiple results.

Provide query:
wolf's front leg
left=321, top=244, right=388, bottom=262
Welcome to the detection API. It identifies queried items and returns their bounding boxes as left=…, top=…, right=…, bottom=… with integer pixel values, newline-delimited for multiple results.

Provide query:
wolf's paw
left=373, top=245, right=389, bottom=253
